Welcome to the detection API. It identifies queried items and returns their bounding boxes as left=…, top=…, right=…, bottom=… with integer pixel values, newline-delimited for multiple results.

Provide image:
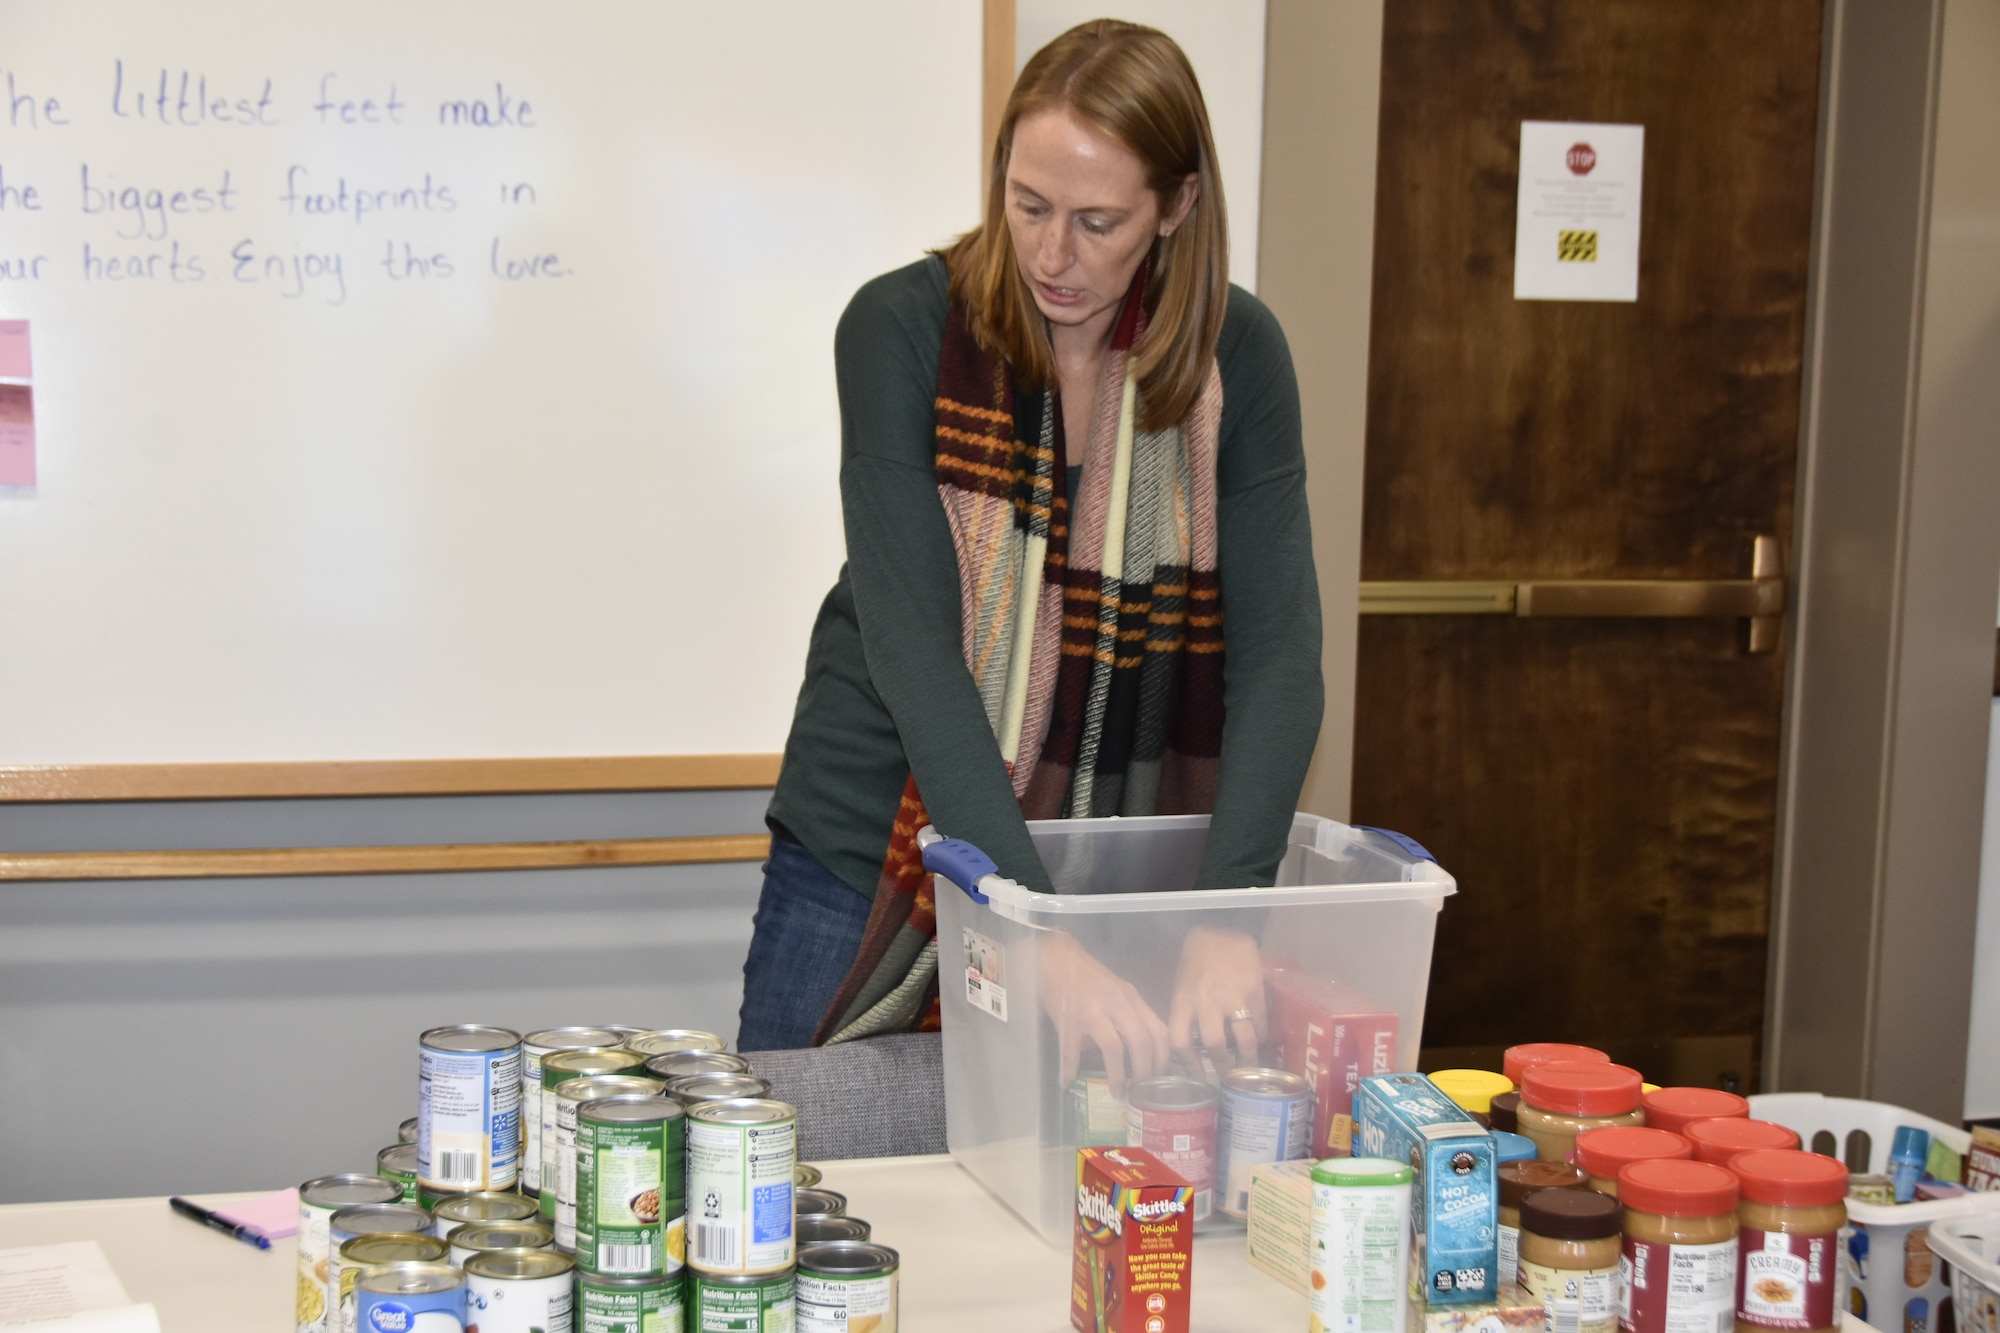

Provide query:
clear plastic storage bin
left=922, top=812, right=1456, bottom=1245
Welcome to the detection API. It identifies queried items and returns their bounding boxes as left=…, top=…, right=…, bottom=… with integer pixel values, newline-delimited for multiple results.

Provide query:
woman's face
left=1005, top=106, right=1195, bottom=343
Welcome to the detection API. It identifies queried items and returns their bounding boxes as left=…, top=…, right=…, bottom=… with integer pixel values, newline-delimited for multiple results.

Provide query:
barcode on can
left=693, top=1223, right=737, bottom=1268
left=438, top=1150, right=480, bottom=1184
left=597, top=1241, right=653, bottom=1273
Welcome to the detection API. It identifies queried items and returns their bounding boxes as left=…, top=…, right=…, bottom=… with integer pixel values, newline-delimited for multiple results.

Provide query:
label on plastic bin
left=962, top=928, right=1007, bottom=1021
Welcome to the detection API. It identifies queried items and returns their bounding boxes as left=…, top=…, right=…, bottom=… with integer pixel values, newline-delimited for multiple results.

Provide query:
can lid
left=1487, top=1091, right=1523, bottom=1134
left=671, top=1075, right=775, bottom=1104
left=524, top=1027, right=625, bottom=1051
left=1618, top=1159, right=1740, bottom=1216
left=645, top=1051, right=751, bottom=1080
left=558, top=1075, right=665, bottom=1104
left=354, top=1261, right=462, bottom=1296
left=331, top=1203, right=435, bottom=1235
left=1125, top=1076, right=1219, bottom=1110
left=1311, top=1157, right=1416, bottom=1187
left=462, top=1246, right=576, bottom=1280
left=623, top=1029, right=728, bottom=1057
left=451, top=1221, right=554, bottom=1250
left=546, top=1048, right=647, bottom=1078
left=434, top=1192, right=540, bottom=1224
left=797, top=1240, right=899, bottom=1276
left=377, top=1143, right=419, bottom=1172
left=1641, top=1087, right=1751, bottom=1135
left=302, top=1174, right=406, bottom=1208
left=1519, top=1185, right=1622, bottom=1239
left=795, top=1164, right=825, bottom=1189
left=1684, top=1117, right=1801, bottom=1166
left=1729, top=1149, right=1850, bottom=1207
left=579, top=1094, right=686, bottom=1125
left=1220, top=1067, right=1316, bottom=1099
left=1503, top=1043, right=1611, bottom=1086
left=1520, top=1061, right=1644, bottom=1116
left=1498, top=1158, right=1588, bottom=1208
left=795, top=1188, right=847, bottom=1216
left=1426, top=1069, right=1516, bottom=1114
left=689, top=1097, right=798, bottom=1126
left=341, top=1233, right=448, bottom=1265
left=420, top=1025, right=522, bottom=1054
left=1573, top=1126, right=1694, bottom=1179
left=796, top=1215, right=872, bottom=1244
left=1491, top=1131, right=1538, bottom=1164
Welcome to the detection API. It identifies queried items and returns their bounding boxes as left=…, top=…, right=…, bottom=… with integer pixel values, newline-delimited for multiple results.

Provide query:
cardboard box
left=1967, top=1126, right=2000, bottom=1192
left=1072, top=1147, right=1195, bottom=1333
left=1355, top=1073, right=1499, bottom=1305
left=1244, top=1158, right=1315, bottom=1295
left=1265, top=962, right=1399, bottom=1157
left=1416, top=1287, right=1548, bottom=1333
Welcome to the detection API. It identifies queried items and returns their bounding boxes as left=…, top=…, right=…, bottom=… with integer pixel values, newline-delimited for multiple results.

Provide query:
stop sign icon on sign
left=1567, top=142, right=1597, bottom=174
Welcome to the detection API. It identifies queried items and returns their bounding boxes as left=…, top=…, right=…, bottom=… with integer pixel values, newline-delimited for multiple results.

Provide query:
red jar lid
left=1641, top=1087, right=1750, bottom=1135
left=1574, top=1126, right=1693, bottom=1179
left=1521, top=1060, right=1644, bottom=1116
left=1619, top=1158, right=1740, bottom=1216
left=1684, top=1117, right=1801, bottom=1166
left=1730, top=1149, right=1849, bottom=1207
left=1504, top=1043, right=1611, bottom=1086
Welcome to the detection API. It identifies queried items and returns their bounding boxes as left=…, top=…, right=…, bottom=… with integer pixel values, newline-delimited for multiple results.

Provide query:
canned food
left=1215, top=1067, right=1315, bottom=1219
left=399, top=1117, right=420, bottom=1145
left=335, top=1226, right=444, bottom=1333
left=329, top=1207, right=437, bottom=1333
left=419, top=1025, right=524, bottom=1192
left=606, top=1027, right=652, bottom=1040
left=689, top=1269, right=794, bottom=1333
left=795, top=1216, right=870, bottom=1246
left=377, top=1144, right=420, bottom=1205
left=554, top=1075, right=666, bottom=1248
left=578, top=1094, right=687, bottom=1278
left=354, top=1260, right=465, bottom=1333
left=418, top=1182, right=500, bottom=1212
left=578, top=1271, right=686, bottom=1333
left=668, top=1075, right=772, bottom=1108
left=1066, top=1053, right=1128, bottom=1148
left=542, top=1051, right=654, bottom=1220
left=299, top=1175, right=404, bottom=1333
left=624, top=1029, right=729, bottom=1059
left=793, top=1190, right=845, bottom=1219
left=522, top=1029, right=626, bottom=1197
left=1125, top=1075, right=1218, bottom=1224
left=793, top=1165, right=823, bottom=1190
left=434, top=1190, right=541, bottom=1239
left=450, top=1220, right=555, bottom=1268
left=643, top=1051, right=750, bottom=1084
left=687, top=1099, right=797, bottom=1276
left=464, top=1247, right=576, bottom=1333
left=796, top=1241, right=897, bottom=1333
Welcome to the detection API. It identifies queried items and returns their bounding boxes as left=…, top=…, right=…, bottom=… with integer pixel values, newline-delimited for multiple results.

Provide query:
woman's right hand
left=1038, top=930, right=1172, bottom=1096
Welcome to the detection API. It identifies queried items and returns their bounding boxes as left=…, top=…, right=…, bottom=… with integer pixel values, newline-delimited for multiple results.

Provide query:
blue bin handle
left=921, top=837, right=1000, bottom=905
left=1354, top=825, right=1436, bottom=864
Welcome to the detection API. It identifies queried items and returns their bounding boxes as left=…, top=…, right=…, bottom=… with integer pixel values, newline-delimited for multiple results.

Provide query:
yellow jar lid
left=1642, top=1083, right=1661, bottom=1094
left=1429, top=1069, right=1515, bottom=1114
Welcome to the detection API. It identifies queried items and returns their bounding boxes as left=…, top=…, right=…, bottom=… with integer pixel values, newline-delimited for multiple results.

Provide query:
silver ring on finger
left=1227, top=1007, right=1253, bottom=1023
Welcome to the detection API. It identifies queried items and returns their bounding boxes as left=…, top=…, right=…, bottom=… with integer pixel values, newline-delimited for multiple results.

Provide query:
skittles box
left=1072, top=1146, right=1195, bottom=1333
left=1355, top=1073, right=1498, bottom=1305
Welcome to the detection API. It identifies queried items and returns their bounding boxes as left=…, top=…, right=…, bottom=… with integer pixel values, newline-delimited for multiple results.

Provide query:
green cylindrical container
left=541, top=1049, right=655, bottom=1221
left=688, top=1268, right=793, bottom=1332
left=796, top=1241, right=897, bottom=1333
left=578, top=1094, right=687, bottom=1278
left=376, top=1143, right=419, bottom=1204
left=553, top=1075, right=667, bottom=1249
left=578, top=1271, right=686, bottom=1333
left=1310, top=1156, right=1415, bottom=1333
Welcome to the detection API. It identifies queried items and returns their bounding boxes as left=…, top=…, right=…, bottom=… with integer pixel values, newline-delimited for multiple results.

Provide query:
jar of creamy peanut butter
left=1519, top=1186, right=1624, bottom=1333
left=1573, top=1126, right=1693, bottom=1197
left=1518, top=1061, right=1646, bottom=1163
left=1617, top=1158, right=1739, bottom=1333
left=1729, top=1149, right=1847, bottom=1333
left=1499, top=1158, right=1589, bottom=1289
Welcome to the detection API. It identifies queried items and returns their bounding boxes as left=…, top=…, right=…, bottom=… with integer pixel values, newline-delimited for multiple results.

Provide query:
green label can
left=377, top=1144, right=420, bottom=1204
left=579, top=1272, right=686, bottom=1333
left=578, top=1094, right=687, bottom=1278
left=795, top=1241, right=897, bottom=1333
left=543, top=1055, right=656, bottom=1224
left=689, top=1269, right=794, bottom=1333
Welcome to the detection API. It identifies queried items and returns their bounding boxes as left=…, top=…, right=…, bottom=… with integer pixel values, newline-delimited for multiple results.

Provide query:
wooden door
left=1353, top=2, right=1825, bottom=1088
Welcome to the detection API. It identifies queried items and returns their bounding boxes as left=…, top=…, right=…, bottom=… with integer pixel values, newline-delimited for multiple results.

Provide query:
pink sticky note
left=212, top=1186, right=300, bottom=1240
left=0, top=384, right=37, bottom=486
left=0, top=321, right=28, bottom=379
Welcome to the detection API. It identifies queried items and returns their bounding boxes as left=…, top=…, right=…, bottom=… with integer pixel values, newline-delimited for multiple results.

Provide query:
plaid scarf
left=814, top=272, right=1225, bottom=1044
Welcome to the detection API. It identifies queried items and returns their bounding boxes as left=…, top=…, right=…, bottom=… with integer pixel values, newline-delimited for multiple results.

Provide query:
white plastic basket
left=1750, top=1093, right=2000, bottom=1333
left=1927, top=1217, right=2000, bottom=1333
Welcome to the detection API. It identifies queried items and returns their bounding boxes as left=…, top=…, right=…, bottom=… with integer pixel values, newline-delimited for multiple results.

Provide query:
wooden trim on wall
left=0, top=833, right=774, bottom=882
left=981, top=0, right=1014, bottom=199
left=0, top=754, right=784, bottom=803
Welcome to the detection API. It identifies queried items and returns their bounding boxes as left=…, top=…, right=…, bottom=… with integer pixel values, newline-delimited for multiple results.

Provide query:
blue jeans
left=736, top=836, right=874, bottom=1051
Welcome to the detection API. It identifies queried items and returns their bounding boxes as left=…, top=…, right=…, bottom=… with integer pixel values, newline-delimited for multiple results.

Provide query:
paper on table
left=212, top=1187, right=300, bottom=1239
left=0, top=1242, right=158, bottom=1333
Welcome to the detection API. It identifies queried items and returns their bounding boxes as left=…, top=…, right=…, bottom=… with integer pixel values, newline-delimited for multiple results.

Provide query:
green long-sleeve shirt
left=767, top=255, right=1322, bottom=896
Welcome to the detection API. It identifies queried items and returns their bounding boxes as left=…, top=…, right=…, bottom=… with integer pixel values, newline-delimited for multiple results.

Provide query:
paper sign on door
left=1514, top=121, right=1644, bottom=302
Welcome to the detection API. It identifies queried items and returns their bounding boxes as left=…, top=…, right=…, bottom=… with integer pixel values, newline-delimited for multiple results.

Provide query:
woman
left=738, top=21, right=1322, bottom=1090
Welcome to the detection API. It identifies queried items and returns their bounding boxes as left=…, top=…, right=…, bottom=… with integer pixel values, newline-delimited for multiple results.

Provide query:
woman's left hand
left=1166, top=925, right=1268, bottom=1073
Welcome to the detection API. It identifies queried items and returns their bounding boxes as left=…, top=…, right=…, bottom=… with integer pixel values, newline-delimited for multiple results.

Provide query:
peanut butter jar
left=1730, top=1149, right=1847, bottom=1333
left=1573, top=1126, right=1693, bottom=1197
left=1684, top=1118, right=1801, bottom=1168
left=1498, top=1158, right=1589, bottom=1289
left=1617, top=1158, right=1740, bottom=1333
left=1518, top=1186, right=1624, bottom=1333
left=1519, top=1062, right=1646, bottom=1163
left=1641, top=1087, right=1750, bottom=1137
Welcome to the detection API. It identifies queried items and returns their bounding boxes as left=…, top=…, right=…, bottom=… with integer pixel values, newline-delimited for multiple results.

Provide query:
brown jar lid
left=1520, top=1184, right=1622, bottom=1240
left=1488, top=1091, right=1522, bottom=1134
left=1500, top=1158, right=1589, bottom=1209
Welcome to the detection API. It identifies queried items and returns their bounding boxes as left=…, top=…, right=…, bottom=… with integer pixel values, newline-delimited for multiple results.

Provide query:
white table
left=0, top=1154, right=1304, bottom=1331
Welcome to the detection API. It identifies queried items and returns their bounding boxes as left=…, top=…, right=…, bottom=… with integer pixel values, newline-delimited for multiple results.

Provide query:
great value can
left=433, top=1190, right=540, bottom=1240
left=450, top=1220, right=555, bottom=1268
left=419, top=1025, right=524, bottom=1192
left=554, top=1075, right=666, bottom=1248
left=338, top=1232, right=448, bottom=1333
left=792, top=1190, right=845, bottom=1220
left=625, top=1029, right=729, bottom=1060
left=643, top=1051, right=750, bottom=1084
left=522, top=1029, right=626, bottom=1197
left=464, top=1247, right=576, bottom=1333
left=1125, top=1076, right=1219, bottom=1224
left=1310, top=1157, right=1414, bottom=1333
left=668, top=1075, right=772, bottom=1109
left=687, top=1099, right=797, bottom=1276
left=330, top=1207, right=438, bottom=1333
left=378, top=1144, right=420, bottom=1205
left=578, top=1272, right=686, bottom=1333
left=578, top=1094, right=687, bottom=1278
left=542, top=1051, right=654, bottom=1220
left=794, top=1216, right=870, bottom=1247
left=299, top=1174, right=404, bottom=1333
left=689, top=1269, right=795, bottom=1333
left=355, top=1260, right=465, bottom=1333
left=399, top=1118, right=420, bottom=1145
left=796, top=1242, right=897, bottom=1333
left=1214, top=1067, right=1315, bottom=1219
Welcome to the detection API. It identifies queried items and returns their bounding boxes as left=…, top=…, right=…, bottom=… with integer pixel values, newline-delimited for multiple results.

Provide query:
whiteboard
left=0, top=0, right=981, bottom=763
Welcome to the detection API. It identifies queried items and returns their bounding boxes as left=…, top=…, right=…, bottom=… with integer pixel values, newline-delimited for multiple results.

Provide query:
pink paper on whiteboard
left=0, top=384, right=37, bottom=486
left=0, top=321, right=29, bottom=379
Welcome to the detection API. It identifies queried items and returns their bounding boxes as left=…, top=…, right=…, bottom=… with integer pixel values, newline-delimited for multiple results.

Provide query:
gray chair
left=739, top=1032, right=946, bottom=1162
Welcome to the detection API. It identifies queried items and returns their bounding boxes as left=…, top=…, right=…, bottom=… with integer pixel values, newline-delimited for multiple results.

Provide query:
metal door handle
left=1359, top=535, right=1785, bottom=653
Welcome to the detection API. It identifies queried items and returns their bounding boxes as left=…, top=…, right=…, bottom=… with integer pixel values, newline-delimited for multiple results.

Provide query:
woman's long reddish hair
left=941, top=20, right=1228, bottom=432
